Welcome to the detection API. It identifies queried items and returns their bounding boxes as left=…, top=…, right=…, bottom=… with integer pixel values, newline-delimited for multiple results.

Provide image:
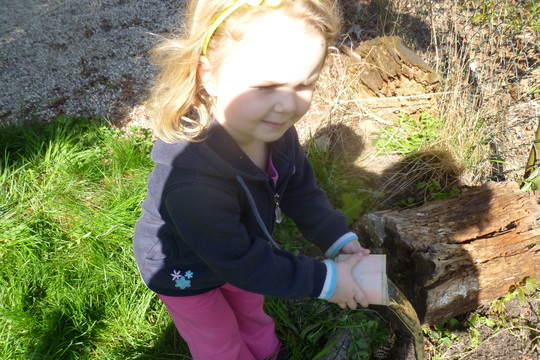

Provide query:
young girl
left=133, top=0, right=371, bottom=359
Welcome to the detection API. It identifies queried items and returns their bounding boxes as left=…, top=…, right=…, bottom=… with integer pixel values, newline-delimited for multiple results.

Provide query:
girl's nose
left=273, top=88, right=297, bottom=114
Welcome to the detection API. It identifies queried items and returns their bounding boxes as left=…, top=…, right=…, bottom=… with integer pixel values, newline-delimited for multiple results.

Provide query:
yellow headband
left=202, top=0, right=283, bottom=55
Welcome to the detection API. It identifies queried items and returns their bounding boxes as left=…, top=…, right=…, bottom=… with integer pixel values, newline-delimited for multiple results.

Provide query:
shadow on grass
left=116, top=323, right=190, bottom=360
left=29, top=302, right=107, bottom=359
left=309, top=122, right=481, bottom=359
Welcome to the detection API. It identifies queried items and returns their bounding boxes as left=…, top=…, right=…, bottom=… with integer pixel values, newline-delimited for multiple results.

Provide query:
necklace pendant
left=275, top=206, right=283, bottom=224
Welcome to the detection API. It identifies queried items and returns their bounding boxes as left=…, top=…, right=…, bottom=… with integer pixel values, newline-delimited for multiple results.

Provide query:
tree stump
left=341, top=36, right=440, bottom=118
left=353, top=181, right=540, bottom=325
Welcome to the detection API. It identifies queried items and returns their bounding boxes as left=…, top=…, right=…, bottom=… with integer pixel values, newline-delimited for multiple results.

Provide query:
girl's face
left=200, top=11, right=327, bottom=151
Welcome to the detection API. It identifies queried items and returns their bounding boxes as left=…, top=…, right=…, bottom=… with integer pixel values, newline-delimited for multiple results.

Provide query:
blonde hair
left=150, top=0, right=341, bottom=143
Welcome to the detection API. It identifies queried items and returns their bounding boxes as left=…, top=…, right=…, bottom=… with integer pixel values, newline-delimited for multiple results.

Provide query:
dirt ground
left=427, top=293, right=540, bottom=360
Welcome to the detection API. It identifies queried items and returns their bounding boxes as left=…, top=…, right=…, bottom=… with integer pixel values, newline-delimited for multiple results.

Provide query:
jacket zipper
left=273, top=164, right=295, bottom=224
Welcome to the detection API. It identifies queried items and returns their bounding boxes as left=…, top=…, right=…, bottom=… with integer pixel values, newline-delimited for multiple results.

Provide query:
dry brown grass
left=299, top=0, right=539, bottom=204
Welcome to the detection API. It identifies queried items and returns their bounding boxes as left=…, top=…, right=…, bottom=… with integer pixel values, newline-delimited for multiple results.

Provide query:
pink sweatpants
left=158, top=284, right=281, bottom=360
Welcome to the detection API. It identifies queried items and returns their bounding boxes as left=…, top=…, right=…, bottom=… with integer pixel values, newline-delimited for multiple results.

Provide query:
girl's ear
left=198, top=56, right=218, bottom=97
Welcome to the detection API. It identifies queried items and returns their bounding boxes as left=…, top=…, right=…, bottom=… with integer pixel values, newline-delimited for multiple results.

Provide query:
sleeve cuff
left=325, top=232, right=358, bottom=259
left=318, top=259, right=337, bottom=300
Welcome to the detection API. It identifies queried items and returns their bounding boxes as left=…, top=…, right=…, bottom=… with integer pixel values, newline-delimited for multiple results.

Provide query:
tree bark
left=353, top=181, right=540, bottom=325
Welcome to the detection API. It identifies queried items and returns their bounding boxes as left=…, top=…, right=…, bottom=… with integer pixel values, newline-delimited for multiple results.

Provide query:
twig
left=338, top=91, right=459, bottom=103
left=98, top=224, right=124, bottom=237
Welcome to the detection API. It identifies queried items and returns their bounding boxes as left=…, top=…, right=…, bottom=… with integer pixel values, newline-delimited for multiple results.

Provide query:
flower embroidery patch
left=171, top=269, right=194, bottom=289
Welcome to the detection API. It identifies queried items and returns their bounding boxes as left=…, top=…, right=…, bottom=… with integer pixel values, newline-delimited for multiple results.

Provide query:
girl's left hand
left=339, top=240, right=370, bottom=256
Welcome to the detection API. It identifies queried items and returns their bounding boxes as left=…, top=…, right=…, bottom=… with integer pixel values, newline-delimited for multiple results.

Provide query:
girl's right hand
left=328, top=254, right=368, bottom=309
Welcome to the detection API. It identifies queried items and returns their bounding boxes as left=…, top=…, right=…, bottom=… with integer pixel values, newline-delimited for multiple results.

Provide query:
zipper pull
left=274, top=194, right=283, bottom=224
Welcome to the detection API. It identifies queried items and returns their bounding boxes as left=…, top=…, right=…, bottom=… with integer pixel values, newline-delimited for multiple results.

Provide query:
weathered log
left=353, top=181, right=540, bottom=325
left=341, top=36, right=440, bottom=118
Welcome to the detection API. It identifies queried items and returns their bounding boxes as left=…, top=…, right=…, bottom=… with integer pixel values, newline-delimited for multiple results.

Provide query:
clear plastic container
left=336, top=254, right=389, bottom=306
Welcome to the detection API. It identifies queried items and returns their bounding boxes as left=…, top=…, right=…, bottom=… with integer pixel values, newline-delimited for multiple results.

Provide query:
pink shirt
left=267, top=153, right=278, bottom=186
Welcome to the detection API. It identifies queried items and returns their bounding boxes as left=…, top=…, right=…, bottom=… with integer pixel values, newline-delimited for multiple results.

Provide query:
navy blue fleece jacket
left=133, top=122, right=357, bottom=299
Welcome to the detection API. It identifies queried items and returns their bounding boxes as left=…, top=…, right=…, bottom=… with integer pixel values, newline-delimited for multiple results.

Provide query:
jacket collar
left=205, top=121, right=295, bottom=179
left=152, top=120, right=296, bottom=180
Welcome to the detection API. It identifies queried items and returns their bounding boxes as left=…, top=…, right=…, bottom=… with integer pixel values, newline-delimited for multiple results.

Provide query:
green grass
left=0, top=116, right=186, bottom=359
left=373, top=112, right=443, bottom=156
left=1, top=116, right=389, bottom=359
left=305, top=138, right=383, bottom=225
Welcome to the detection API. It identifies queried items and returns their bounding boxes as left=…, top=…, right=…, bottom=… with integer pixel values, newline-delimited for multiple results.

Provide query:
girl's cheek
left=298, top=91, right=314, bottom=113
